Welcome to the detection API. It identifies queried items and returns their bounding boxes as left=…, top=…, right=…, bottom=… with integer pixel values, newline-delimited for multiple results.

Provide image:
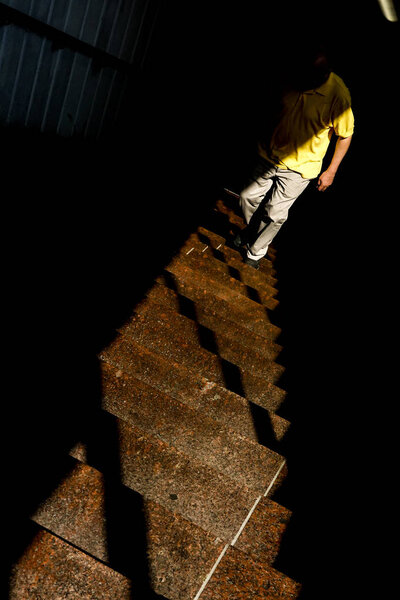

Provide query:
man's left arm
left=317, top=135, right=353, bottom=192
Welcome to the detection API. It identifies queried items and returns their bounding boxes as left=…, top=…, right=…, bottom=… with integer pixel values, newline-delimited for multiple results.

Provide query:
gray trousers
left=239, top=157, right=311, bottom=260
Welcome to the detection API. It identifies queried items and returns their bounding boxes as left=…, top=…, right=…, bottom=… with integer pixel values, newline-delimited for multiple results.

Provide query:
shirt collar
left=303, top=72, right=333, bottom=96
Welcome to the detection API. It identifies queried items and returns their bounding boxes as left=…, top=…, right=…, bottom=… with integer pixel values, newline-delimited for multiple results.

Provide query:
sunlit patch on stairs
left=9, top=191, right=302, bottom=599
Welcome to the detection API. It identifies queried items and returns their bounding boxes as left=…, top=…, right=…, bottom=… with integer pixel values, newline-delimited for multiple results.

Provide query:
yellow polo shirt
left=259, top=72, right=355, bottom=179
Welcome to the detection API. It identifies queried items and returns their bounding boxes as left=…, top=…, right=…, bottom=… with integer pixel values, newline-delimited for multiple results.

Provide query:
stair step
left=131, top=296, right=285, bottom=383
left=205, top=196, right=275, bottom=247
left=147, top=281, right=283, bottom=362
left=8, top=525, right=135, bottom=600
left=30, top=457, right=227, bottom=600
left=169, top=250, right=277, bottom=308
left=69, top=410, right=285, bottom=543
left=100, top=337, right=290, bottom=443
left=214, top=197, right=247, bottom=228
left=198, top=546, right=301, bottom=600
left=117, top=301, right=286, bottom=410
left=214, top=196, right=279, bottom=268
left=179, top=240, right=278, bottom=304
left=187, top=225, right=277, bottom=278
left=202, top=195, right=277, bottom=260
left=196, top=222, right=276, bottom=260
left=188, top=219, right=278, bottom=278
left=182, top=226, right=278, bottom=280
left=101, top=362, right=286, bottom=492
left=233, top=497, right=292, bottom=566
left=159, top=266, right=282, bottom=342
left=182, top=233, right=278, bottom=291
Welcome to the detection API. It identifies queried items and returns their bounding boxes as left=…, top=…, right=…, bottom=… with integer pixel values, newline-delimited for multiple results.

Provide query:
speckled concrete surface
left=126, top=297, right=286, bottom=383
left=143, top=284, right=284, bottom=363
left=181, top=234, right=279, bottom=287
left=169, top=251, right=277, bottom=308
left=8, top=528, right=133, bottom=600
left=234, top=498, right=292, bottom=566
left=163, top=259, right=281, bottom=340
left=194, top=225, right=277, bottom=277
left=117, top=305, right=286, bottom=409
left=31, top=459, right=226, bottom=600
left=101, top=362, right=285, bottom=493
left=100, top=340, right=290, bottom=443
left=102, top=332, right=286, bottom=413
left=69, top=412, right=267, bottom=542
left=189, top=225, right=277, bottom=277
left=198, top=546, right=301, bottom=600
left=180, top=234, right=278, bottom=294
left=10, top=194, right=299, bottom=600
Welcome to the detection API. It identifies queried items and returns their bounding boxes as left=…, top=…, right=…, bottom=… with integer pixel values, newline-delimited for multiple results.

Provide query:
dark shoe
left=233, top=231, right=248, bottom=248
left=243, top=256, right=260, bottom=270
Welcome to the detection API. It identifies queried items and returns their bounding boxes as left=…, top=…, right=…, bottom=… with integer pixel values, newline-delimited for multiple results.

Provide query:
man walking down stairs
left=8, top=191, right=302, bottom=599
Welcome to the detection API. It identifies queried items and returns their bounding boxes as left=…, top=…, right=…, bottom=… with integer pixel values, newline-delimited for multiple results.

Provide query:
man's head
left=292, top=44, right=332, bottom=91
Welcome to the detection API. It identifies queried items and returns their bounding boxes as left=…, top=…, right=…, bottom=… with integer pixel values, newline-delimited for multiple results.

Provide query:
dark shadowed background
left=2, top=1, right=399, bottom=598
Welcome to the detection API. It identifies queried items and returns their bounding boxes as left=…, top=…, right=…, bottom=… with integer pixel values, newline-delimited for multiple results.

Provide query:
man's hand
left=317, top=135, right=352, bottom=192
left=316, top=169, right=335, bottom=192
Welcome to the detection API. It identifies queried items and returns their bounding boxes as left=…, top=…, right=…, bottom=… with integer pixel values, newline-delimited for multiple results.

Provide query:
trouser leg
left=246, top=168, right=310, bottom=260
left=239, top=159, right=277, bottom=225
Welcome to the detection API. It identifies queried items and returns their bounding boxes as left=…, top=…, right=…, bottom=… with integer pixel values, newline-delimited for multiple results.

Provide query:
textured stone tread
left=170, top=251, right=277, bottom=307
left=160, top=264, right=281, bottom=341
left=181, top=234, right=278, bottom=291
left=69, top=410, right=284, bottom=542
left=8, top=526, right=134, bottom=600
left=193, top=224, right=277, bottom=276
left=147, top=281, right=283, bottom=363
left=100, top=337, right=289, bottom=441
left=198, top=546, right=301, bottom=600
left=129, top=296, right=285, bottom=383
left=234, top=497, right=293, bottom=566
left=101, top=362, right=287, bottom=492
left=30, top=457, right=226, bottom=600
left=117, top=304, right=286, bottom=410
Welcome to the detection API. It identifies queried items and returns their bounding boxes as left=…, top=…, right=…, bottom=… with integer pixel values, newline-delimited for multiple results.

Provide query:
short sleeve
left=332, top=87, right=355, bottom=137
left=333, top=106, right=355, bottom=138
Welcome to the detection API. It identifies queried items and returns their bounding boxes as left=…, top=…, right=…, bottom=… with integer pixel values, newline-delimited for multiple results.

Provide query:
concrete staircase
left=8, top=192, right=302, bottom=599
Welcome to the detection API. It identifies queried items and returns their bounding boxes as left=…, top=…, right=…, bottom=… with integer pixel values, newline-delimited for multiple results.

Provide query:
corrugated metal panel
left=1, top=0, right=154, bottom=62
left=0, top=0, right=159, bottom=139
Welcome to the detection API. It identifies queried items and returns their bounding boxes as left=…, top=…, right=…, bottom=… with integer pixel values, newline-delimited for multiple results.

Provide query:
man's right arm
left=317, top=135, right=352, bottom=191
